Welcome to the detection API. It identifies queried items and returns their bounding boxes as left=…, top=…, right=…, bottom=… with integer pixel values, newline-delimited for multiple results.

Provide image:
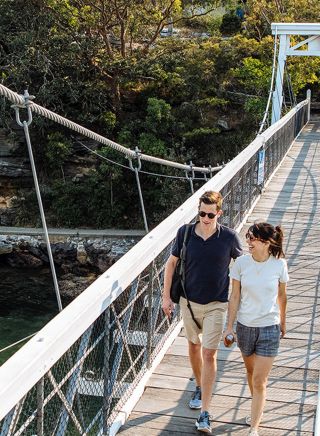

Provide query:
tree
left=244, top=0, right=320, bottom=40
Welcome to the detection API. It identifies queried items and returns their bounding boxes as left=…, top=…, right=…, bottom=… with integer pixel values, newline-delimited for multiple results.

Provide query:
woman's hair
left=199, top=191, right=223, bottom=211
left=249, top=222, right=285, bottom=258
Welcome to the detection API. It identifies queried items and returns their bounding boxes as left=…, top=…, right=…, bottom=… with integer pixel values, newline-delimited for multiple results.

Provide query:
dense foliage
left=1, top=0, right=320, bottom=229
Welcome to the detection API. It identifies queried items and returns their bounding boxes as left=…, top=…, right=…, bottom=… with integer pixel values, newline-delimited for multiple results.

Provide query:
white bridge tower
left=271, top=22, right=320, bottom=124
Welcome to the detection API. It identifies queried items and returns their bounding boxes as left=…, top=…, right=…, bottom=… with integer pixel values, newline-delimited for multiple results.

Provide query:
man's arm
left=231, top=232, right=243, bottom=259
left=278, top=282, right=287, bottom=338
left=162, top=254, right=179, bottom=318
left=223, top=279, right=241, bottom=340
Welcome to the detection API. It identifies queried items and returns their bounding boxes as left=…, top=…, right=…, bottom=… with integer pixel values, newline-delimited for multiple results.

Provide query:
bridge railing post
left=307, top=89, right=311, bottom=122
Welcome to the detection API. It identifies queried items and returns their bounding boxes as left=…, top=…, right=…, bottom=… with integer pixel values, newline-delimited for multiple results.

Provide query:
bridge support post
left=307, top=89, right=311, bottom=121
left=272, top=34, right=287, bottom=124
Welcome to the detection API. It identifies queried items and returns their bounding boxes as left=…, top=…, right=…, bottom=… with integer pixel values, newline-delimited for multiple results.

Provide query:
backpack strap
left=179, top=224, right=201, bottom=329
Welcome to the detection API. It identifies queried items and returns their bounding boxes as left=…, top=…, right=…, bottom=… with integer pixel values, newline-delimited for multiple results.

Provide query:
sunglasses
left=245, top=232, right=260, bottom=242
left=199, top=211, right=217, bottom=219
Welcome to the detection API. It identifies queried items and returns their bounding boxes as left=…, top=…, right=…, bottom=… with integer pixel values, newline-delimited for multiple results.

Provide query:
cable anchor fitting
left=185, top=160, right=195, bottom=181
left=11, top=89, right=34, bottom=127
left=185, top=161, right=195, bottom=195
left=128, top=147, right=142, bottom=172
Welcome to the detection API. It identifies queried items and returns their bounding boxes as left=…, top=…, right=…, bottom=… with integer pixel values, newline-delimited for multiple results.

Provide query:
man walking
left=162, top=191, right=242, bottom=433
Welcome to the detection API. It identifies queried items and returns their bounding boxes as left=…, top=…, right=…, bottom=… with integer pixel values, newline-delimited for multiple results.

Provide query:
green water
left=0, top=265, right=62, bottom=365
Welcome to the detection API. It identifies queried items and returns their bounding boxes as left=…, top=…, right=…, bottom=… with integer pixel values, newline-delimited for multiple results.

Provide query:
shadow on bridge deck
left=119, top=120, right=320, bottom=435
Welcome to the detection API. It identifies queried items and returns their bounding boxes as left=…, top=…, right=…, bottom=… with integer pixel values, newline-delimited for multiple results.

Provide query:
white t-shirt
left=230, top=254, right=289, bottom=327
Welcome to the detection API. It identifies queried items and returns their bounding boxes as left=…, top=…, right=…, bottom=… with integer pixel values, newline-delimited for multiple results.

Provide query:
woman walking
left=223, top=222, right=288, bottom=436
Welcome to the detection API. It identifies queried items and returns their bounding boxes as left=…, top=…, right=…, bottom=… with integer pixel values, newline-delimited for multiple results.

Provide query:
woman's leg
left=250, top=355, right=275, bottom=429
left=242, top=353, right=255, bottom=396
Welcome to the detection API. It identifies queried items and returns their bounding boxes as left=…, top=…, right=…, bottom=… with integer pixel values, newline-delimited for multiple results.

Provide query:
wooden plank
left=132, top=388, right=315, bottom=431
left=155, top=355, right=320, bottom=391
left=164, top=347, right=320, bottom=372
left=146, top=373, right=318, bottom=406
left=168, top=336, right=320, bottom=360
left=119, top=411, right=314, bottom=435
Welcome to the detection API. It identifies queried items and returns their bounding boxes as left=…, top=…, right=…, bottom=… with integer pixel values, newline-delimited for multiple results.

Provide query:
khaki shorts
left=180, top=297, right=227, bottom=350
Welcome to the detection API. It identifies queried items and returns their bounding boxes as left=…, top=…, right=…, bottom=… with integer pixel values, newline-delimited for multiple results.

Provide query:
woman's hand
left=223, top=328, right=235, bottom=346
left=280, top=321, right=286, bottom=338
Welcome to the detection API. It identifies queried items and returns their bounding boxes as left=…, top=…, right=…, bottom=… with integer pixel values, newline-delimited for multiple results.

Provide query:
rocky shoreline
left=0, top=234, right=140, bottom=298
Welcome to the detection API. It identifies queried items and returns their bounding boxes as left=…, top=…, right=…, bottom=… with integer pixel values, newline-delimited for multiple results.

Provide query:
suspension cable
left=0, top=333, right=38, bottom=354
left=128, top=149, right=149, bottom=233
left=285, top=63, right=297, bottom=108
left=258, top=26, right=279, bottom=134
left=74, top=137, right=223, bottom=180
left=12, top=90, right=63, bottom=312
left=0, top=84, right=221, bottom=175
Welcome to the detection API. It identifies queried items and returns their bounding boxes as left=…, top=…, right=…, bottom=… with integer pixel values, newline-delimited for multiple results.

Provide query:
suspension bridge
left=0, top=22, right=319, bottom=436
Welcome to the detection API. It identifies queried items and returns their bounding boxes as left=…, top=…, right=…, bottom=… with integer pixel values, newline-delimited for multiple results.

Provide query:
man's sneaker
left=195, top=411, right=212, bottom=433
left=189, top=386, right=202, bottom=409
left=248, top=429, right=259, bottom=436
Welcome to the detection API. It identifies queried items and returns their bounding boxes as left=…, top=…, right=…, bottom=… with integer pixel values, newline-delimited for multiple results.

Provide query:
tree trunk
left=111, top=75, right=121, bottom=116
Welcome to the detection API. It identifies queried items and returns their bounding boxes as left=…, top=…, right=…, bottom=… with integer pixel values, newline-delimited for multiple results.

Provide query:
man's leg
left=201, top=347, right=217, bottom=412
left=200, top=301, right=227, bottom=412
left=189, top=341, right=202, bottom=386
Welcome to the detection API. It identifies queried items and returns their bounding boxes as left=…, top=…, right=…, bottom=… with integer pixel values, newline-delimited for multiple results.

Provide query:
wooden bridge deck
left=119, top=120, right=320, bottom=435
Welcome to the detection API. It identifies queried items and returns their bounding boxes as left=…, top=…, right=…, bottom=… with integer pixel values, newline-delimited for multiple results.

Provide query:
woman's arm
left=223, top=279, right=241, bottom=340
left=278, top=282, right=287, bottom=338
left=162, top=254, right=178, bottom=318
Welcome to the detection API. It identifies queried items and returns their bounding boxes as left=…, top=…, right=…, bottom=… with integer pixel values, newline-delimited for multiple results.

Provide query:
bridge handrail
left=0, top=98, right=309, bottom=422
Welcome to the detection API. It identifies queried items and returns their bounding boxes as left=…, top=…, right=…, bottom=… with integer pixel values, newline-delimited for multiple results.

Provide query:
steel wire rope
left=0, top=333, right=38, bottom=354
left=74, top=138, right=220, bottom=180
left=269, top=39, right=288, bottom=124
left=258, top=26, right=279, bottom=134
left=12, top=91, right=63, bottom=312
left=0, top=84, right=220, bottom=175
left=285, top=63, right=297, bottom=108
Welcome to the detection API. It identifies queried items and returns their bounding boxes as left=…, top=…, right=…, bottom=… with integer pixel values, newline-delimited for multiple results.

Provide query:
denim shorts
left=236, top=322, right=281, bottom=357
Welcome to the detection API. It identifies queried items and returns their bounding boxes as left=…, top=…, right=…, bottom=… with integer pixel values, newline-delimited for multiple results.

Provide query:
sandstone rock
left=59, top=274, right=97, bottom=298
left=0, top=241, right=12, bottom=254
left=7, top=252, right=43, bottom=268
left=0, top=158, right=32, bottom=178
left=46, top=242, right=77, bottom=264
left=76, top=242, right=88, bottom=264
left=217, top=119, right=230, bottom=131
left=0, top=234, right=138, bottom=281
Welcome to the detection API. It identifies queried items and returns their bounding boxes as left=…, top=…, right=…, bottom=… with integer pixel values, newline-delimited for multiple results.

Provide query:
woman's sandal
left=245, top=413, right=263, bottom=426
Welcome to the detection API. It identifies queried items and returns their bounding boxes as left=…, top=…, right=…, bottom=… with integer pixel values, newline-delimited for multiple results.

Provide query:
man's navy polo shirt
left=172, top=222, right=242, bottom=304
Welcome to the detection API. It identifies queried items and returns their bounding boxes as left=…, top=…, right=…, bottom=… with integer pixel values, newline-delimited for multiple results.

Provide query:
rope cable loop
left=203, top=166, right=208, bottom=181
left=128, top=147, right=142, bottom=172
left=184, top=160, right=195, bottom=180
left=11, top=90, right=34, bottom=127
left=208, top=164, right=214, bottom=179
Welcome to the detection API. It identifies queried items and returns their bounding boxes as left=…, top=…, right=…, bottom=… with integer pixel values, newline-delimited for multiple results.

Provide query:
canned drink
left=224, top=333, right=235, bottom=347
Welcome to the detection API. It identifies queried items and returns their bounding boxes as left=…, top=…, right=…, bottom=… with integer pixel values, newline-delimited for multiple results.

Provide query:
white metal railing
left=0, top=98, right=310, bottom=435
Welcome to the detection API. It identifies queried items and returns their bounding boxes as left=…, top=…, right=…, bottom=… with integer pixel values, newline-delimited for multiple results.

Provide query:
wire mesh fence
left=0, top=100, right=309, bottom=435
